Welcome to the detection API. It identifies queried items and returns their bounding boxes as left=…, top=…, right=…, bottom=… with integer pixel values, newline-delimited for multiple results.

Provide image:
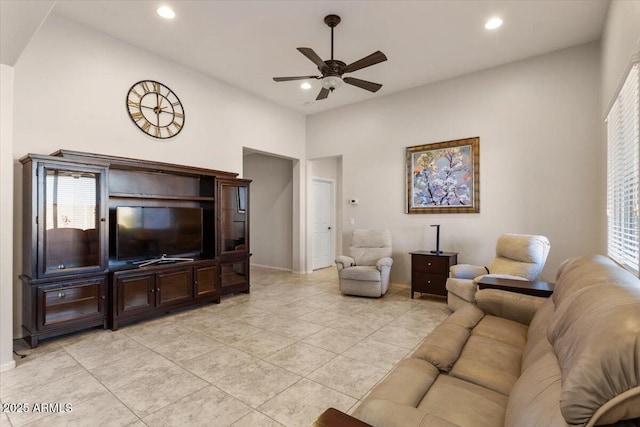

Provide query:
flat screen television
left=116, top=206, right=203, bottom=261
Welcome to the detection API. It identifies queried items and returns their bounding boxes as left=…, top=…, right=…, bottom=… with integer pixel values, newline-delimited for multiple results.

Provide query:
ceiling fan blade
left=273, top=76, right=319, bottom=82
left=343, top=77, right=383, bottom=93
left=344, top=51, right=387, bottom=73
left=297, top=47, right=329, bottom=72
left=316, top=87, right=330, bottom=100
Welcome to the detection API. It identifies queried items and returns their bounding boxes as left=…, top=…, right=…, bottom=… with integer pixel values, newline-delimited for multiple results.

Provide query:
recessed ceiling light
left=157, top=6, right=175, bottom=19
left=485, top=17, right=503, bottom=30
left=300, top=82, right=312, bottom=90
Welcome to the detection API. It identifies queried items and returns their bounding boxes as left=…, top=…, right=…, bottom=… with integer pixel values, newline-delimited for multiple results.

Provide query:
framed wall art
left=406, top=137, right=479, bottom=214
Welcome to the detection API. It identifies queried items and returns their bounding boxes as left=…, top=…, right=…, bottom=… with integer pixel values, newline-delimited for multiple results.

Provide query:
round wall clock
left=126, top=80, right=184, bottom=139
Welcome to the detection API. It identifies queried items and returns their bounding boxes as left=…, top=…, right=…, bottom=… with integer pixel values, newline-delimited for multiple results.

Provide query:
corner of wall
left=1, top=64, right=16, bottom=369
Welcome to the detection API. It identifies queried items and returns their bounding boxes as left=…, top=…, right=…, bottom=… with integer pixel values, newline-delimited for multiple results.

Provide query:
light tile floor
left=0, top=266, right=450, bottom=427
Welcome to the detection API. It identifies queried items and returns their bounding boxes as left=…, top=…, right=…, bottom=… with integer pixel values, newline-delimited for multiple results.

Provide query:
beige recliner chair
left=335, top=229, right=393, bottom=297
left=446, top=233, right=550, bottom=311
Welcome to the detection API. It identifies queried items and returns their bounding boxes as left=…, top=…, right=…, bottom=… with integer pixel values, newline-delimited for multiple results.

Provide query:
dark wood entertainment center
left=20, top=150, right=250, bottom=347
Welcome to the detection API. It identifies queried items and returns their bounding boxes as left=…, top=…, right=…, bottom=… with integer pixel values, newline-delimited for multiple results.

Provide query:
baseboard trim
left=1, top=359, right=16, bottom=372
left=250, top=263, right=292, bottom=272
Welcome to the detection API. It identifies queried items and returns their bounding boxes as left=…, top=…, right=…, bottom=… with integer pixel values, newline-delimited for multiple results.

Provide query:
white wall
left=307, top=43, right=602, bottom=284
left=1, top=64, right=16, bottom=370
left=8, top=14, right=306, bottom=337
left=601, top=0, right=640, bottom=113
left=243, top=152, right=293, bottom=270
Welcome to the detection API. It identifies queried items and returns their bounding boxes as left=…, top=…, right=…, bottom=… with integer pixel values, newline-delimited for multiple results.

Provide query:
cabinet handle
left=100, top=218, right=106, bottom=222
left=101, top=295, right=106, bottom=300
left=58, top=264, right=65, bottom=270
left=427, top=262, right=432, bottom=266
left=156, top=288, right=160, bottom=292
left=427, top=280, right=431, bottom=284
left=150, top=289, right=155, bottom=293
left=58, top=292, right=65, bottom=298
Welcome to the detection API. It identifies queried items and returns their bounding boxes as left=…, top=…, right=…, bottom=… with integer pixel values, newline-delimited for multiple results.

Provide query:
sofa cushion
left=445, top=278, right=476, bottom=302
left=504, top=351, right=568, bottom=427
left=340, top=266, right=381, bottom=282
left=418, top=375, right=508, bottom=427
left=350, top=229, right=392, bottom=266
left=449, top=335, right=522, bottom=395
left=475, top=289, right=545, bottom=326
left=547, top=281, right=640, bottom=425
left=364, top=358, right=440, bottom=407
left=412, top=323, right=470, bottom=372
left=488, top=234, right=550, bottom=281
left=551, top=254, right=635, bottom=307
left=471, top=314, right=528, bottom=349
left=522, top=297, right=555, bottom=371
left=352, top=358, right=458, bottom=427
left=443, top=303, right=484, bottom=329
left=355, top=400, right=460, bottom=427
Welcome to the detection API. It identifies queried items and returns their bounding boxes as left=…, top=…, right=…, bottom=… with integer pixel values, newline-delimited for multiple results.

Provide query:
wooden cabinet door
left=194, top=264, right=218, bottom=298
left=37, top=276, right=106, bottom=331
left=156, top=268, right=193, bottom=307
left=37, top=162, right=108, bottom=279
left=116, top=273, right=155, bottom=316
left=219, top=255, right=250, bottom=295
left=216, top=179, right=250, bottom=256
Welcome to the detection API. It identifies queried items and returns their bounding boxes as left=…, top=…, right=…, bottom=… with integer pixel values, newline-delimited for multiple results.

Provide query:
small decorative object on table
left=430, top=224, right=441, bottom=254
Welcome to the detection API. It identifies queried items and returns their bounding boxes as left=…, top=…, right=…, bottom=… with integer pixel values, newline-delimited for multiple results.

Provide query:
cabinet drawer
left=411, top=272, right=448, bottom=296
left=411, top=255, right=451, bottom=274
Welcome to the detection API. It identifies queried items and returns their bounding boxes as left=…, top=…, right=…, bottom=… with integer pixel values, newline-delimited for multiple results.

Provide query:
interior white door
left=312, top=179, right=333, bottom=270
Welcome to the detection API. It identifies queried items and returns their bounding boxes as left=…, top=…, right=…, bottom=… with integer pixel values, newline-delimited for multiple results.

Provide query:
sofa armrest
left=335, top=255, right=355, bottom=271
left=475, top=289, right=546, bottom=326
left=450, top=264, right=488, bottom=279
left=376, top=257, right=393, bottom=270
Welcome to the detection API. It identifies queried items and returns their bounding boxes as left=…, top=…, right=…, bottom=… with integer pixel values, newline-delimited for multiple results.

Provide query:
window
left=607, top=63, right=640, bottom=273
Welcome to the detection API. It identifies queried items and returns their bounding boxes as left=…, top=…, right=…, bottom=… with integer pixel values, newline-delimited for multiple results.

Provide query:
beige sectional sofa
left=352, top=255, right=640, bottom=427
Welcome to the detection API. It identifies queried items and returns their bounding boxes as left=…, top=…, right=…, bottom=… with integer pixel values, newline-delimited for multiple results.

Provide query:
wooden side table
left=312, top=408, right=371, bottom=427
left=476, top=276, right=555, bottom=298
left=410, top=251, right=458, bottom=298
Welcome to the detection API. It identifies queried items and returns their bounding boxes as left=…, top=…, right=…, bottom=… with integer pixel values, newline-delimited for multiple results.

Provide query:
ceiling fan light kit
left=273, top=14, right=387, bottom=101
left=322, top=76, right=343, bottom=91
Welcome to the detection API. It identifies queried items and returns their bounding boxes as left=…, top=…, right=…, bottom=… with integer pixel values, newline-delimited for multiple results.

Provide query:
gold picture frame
left=406, top=137, right=480, bottom=214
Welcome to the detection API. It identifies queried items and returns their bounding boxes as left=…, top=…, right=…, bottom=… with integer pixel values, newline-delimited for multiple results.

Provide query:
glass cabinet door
left=40, top=165, right=106, bottom=277
left=218, top=181, right=249, bottom=255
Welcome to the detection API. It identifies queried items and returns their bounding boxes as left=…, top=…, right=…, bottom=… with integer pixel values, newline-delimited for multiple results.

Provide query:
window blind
left=607, top=63, right=640, bottom=273
left=45, top=170, right=98, bottom=231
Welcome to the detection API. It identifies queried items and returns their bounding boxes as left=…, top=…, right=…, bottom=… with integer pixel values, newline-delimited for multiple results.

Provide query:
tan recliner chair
left=446, top=233, right=550, bottom=310
left=335, top=229, right=393, bottom=297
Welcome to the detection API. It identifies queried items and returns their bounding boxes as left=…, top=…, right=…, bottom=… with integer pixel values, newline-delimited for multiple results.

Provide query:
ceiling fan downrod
left=324, top=14, right=341, bottom=61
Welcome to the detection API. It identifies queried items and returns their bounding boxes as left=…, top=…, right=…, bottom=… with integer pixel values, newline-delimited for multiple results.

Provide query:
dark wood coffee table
left=312, top=408, right=371, bottom=427
left=477, top=276, right=555, bottom=297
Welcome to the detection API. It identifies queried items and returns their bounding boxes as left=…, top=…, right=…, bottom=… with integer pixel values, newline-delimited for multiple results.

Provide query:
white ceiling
left=3, top=1, right=609, bottom=115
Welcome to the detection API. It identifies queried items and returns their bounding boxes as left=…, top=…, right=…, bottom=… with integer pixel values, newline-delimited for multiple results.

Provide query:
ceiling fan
left=273, top=14, right=387, bottom=101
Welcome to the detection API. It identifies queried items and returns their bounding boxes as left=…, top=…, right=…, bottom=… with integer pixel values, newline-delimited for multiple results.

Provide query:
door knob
left=328, top=226, right=332, bottom=230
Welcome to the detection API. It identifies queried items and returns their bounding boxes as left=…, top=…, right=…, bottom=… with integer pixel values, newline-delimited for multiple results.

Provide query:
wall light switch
left=349, top=218, right=355, bottom=225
